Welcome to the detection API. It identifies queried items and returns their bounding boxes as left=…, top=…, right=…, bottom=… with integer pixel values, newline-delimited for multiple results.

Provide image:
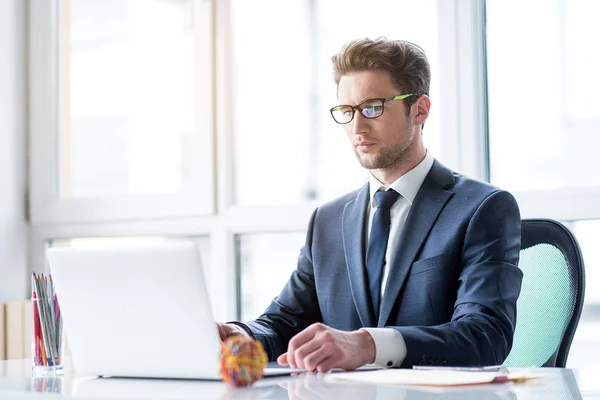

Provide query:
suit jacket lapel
left=342, top=183, right=376, bottom=327
left=378, top=160, right=456, bottom=327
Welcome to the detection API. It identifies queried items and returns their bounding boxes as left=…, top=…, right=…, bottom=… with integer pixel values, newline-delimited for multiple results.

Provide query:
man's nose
left=351, top=111, right=370, bottom=135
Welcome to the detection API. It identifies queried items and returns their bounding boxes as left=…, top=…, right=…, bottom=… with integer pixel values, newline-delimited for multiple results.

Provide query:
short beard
left=355, top=124, right=416, bottom=170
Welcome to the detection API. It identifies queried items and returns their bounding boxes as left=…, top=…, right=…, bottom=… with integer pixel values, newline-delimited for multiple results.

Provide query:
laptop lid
left=47, top=241, right=223, bottom=379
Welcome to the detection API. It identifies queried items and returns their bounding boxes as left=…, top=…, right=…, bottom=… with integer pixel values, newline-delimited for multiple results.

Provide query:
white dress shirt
left=361, top=151, right=434, bottom=368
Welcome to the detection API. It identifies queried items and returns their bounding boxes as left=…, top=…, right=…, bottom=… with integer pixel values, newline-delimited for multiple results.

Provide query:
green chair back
left=503, top=219, right=585, bottom=367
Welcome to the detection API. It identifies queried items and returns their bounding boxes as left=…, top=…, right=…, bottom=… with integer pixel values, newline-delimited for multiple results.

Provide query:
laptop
left=46, top=241, right=293, bottom=380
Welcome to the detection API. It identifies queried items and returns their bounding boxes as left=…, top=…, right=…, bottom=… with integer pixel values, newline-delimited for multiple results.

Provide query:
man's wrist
left=355, top=328, right=376, bottom=364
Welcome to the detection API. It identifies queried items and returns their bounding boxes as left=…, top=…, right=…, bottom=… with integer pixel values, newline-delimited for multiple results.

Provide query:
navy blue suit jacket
left=247, top=159, right=523, bottom=367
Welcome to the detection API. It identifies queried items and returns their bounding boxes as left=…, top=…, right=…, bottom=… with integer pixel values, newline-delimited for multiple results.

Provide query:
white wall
left=0, top=0, right=28, bottom=301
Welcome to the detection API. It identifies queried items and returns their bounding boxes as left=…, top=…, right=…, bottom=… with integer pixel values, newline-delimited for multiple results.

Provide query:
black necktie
left=366, top=189, right=400, bottom=319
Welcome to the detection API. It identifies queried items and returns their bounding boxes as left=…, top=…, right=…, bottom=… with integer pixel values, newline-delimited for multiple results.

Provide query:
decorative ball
left=220, top=335, right=268, bottom=386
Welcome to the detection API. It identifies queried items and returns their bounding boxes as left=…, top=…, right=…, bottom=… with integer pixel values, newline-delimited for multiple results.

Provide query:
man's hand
left=216, top=322, right=243, bottom=341
left=276, top=323, right=376, bottom=372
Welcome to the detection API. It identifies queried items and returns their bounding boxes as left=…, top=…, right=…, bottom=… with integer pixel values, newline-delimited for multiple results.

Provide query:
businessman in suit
left=218, top=38, right=523, bottom=372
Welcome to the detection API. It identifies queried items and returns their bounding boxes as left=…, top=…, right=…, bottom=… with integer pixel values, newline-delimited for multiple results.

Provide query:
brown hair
left=332, top=38, right=430, bottom=111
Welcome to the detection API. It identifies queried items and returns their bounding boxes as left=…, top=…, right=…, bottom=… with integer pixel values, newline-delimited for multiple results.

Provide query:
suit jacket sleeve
left=245, top=208, right=322, bottom=360
left=395, top=190, right=523, bottom=367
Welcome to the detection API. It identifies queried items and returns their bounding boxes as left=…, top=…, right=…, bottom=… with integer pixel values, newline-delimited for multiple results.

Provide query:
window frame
left=29, top=0, right=216, bottom=225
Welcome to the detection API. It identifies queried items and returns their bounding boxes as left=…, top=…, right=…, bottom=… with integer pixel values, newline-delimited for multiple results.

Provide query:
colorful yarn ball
left=220, top=335, right=268, bottom=386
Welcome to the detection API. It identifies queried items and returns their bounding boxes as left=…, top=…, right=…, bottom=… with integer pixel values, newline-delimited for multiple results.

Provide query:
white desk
left=0, top=358, right=598, bottom=399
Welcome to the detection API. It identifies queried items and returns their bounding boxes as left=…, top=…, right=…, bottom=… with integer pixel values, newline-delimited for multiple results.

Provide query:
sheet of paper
left=326, top=369, right=503, bottom=386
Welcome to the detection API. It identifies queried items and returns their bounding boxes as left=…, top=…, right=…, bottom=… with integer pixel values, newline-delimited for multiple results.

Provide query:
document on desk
left=326, top=369, right=535, bottom=386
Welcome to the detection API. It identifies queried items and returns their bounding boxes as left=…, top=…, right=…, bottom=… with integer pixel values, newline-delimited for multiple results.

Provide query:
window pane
left=487, top=0, right=600, bottom=190
left=60, top=0, right=211, bottom=197
left=564, top=220, right=600, bottom=368
left=237, top=233, right=305, bottom=321
left=231, top=0, right=441, bottom=206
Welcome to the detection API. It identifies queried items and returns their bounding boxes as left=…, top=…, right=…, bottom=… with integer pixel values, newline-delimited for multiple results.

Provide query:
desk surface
left=0, top=359, right=599, bottom=399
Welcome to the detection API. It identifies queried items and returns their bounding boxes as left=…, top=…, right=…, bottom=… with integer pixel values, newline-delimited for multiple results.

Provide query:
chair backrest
left=503, top=219, right=585, bottom=367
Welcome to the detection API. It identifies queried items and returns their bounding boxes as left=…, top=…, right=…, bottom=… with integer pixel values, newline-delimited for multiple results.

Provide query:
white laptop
left=46, top=241, right=292, bottom=380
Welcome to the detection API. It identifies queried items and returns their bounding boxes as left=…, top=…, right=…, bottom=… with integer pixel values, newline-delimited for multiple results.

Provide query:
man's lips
left=355, top=142, right=376, bottom=151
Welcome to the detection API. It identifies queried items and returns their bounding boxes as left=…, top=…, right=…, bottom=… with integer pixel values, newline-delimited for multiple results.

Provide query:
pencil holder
left=31, top=273, right=64, bottom=375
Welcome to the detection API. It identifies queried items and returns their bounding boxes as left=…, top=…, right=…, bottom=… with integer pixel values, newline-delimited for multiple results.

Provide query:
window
left=236, top=232, right=304, bottom=321
left=487, top=0, right=600, bottom=191
left=62, top=0, right=205, bottom=198
left=30, top=0, right=213, bottom=223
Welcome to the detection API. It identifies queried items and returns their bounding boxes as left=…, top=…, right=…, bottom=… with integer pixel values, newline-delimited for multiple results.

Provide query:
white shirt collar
left=369, top=151, right=434, bottom=208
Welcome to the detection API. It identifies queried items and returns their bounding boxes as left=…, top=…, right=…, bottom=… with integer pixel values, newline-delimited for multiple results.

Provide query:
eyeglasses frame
left=329, top=93, right=415, bottom=124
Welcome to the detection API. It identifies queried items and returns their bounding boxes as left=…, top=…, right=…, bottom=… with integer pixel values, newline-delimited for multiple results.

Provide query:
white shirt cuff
left=361, top=328, right=407, bottom=368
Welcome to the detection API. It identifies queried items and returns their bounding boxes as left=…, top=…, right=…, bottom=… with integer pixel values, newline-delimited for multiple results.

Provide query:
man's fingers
left=216, top=323, right=242, bottom=341
left=216, top=323, right=227, bottom=341
left=293, top=338, right=327, bottom=370
left=288, top=323, right=326, bottom=350
left=301, top=343, right=332, bottom=372
left=277, top=352, right=290, bottom=366
left=283, top=326, right=369, bottom=373
left=315, top=355, right=338, bottom=373
left=287, top=323, right=326, bottom=369
left=284, top=347, right=298, bottom=370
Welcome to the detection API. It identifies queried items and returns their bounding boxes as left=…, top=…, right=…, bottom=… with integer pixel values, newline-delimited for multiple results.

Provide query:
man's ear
left=413, top=95, right=431, bottom=126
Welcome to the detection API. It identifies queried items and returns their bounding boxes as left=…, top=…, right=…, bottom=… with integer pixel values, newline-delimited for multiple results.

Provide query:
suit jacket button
left=387, top=361, right=393, bottom=367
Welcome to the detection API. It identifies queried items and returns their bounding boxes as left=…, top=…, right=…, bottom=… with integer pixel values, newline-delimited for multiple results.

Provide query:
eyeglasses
left=330, top=94, right=415, bottom=124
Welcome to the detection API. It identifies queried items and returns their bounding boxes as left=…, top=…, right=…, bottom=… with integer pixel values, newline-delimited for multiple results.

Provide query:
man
left=218, top=38, right=523, bottom=372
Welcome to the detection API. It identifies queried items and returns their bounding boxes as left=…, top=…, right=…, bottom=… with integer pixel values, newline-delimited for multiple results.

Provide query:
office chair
left=503, top=219, right=586, bottom=367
